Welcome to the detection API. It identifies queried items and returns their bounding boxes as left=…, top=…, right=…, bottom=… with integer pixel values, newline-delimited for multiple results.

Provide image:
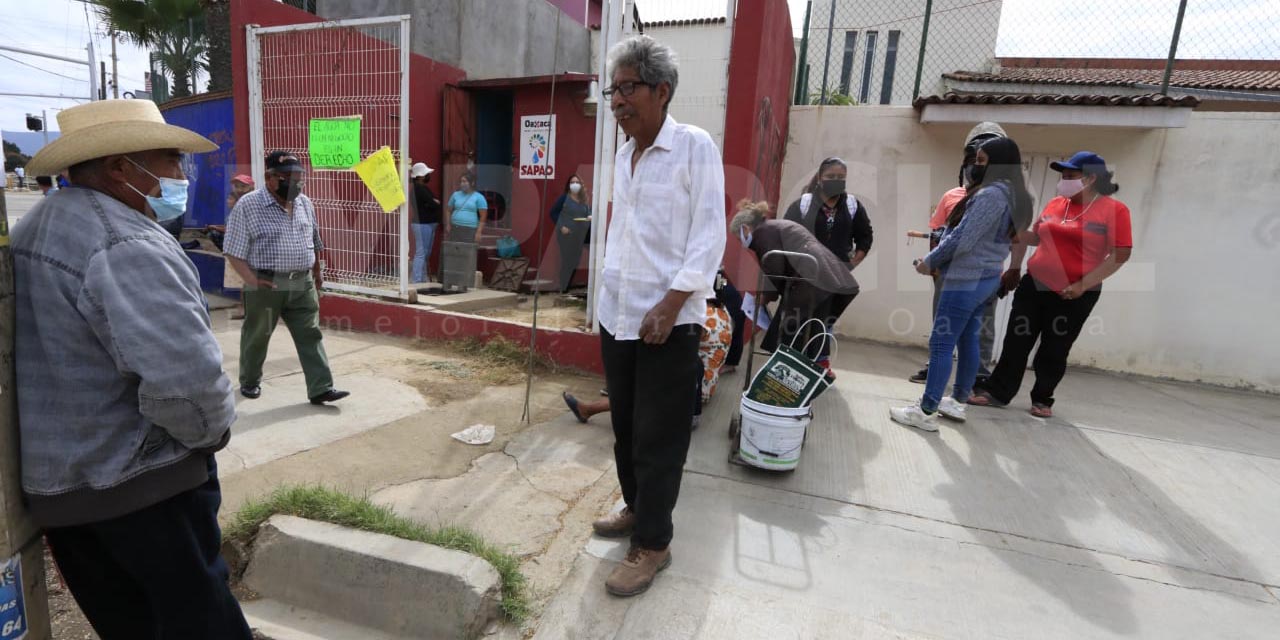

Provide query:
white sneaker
left=890, top=404, right=939, bottom=432
left=937, top=397, right=967, bottom=422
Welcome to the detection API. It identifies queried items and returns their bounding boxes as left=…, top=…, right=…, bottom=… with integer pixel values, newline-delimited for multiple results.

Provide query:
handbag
left=496, top=235, right=521, bottom=258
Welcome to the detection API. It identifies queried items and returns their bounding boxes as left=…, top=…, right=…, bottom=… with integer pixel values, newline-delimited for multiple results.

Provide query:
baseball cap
left=410, top=162, right=434, bottom=178
left=1051, top=151, right=1106, bottom=173
left=231, top=174, right=255, bottom=186
left=265, top=150, right=305, bottom=173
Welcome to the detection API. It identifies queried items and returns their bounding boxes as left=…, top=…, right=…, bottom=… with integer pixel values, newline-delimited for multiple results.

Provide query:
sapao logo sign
left=519, top=115, right=556, bottom=180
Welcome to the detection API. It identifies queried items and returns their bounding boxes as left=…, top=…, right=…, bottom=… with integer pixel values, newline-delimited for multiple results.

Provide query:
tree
left=202, top=0, right=232, bottom=92
left=89, top=0, right=207, bottom=98
left=3, top=141, right=29, bottom=173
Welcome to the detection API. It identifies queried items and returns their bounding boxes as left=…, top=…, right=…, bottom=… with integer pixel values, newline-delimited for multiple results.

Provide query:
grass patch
left=227, top=485, right=531, bottom=624
left=416, top=335, right=560, bottom=385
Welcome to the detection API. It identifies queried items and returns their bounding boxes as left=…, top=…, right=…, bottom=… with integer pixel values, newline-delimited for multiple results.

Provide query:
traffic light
left=25, top=114, right=43, bottom=132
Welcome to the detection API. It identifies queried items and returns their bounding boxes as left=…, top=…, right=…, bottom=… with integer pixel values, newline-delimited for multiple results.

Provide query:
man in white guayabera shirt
left=591, top=35, right=726, bottom=597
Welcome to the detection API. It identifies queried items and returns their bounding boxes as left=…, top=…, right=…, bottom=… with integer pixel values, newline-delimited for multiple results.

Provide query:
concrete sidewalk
left=530, top=339, right=1280, bottom=639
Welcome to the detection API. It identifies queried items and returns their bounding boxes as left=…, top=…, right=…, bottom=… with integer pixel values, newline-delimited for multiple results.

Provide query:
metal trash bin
left=441, top=240, right=476, bottom=292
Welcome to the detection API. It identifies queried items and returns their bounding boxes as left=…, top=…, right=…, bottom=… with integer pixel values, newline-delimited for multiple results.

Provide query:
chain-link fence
left=795, top=0, right=1280, bottom=107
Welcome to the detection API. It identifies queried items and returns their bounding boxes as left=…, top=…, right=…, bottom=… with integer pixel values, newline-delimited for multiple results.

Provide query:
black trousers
left=978, top=274, right=1101, bottom=407
left=45, top=457, right=253, bottom=640
left=716, top=280, right=746, bottom=367
left=601, top=325, right=702, bottom=550
left=762, top=284, right=857, bottom=358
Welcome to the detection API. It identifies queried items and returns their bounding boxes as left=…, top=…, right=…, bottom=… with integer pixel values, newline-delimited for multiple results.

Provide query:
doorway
left=475, top=90, right=514, bottom=229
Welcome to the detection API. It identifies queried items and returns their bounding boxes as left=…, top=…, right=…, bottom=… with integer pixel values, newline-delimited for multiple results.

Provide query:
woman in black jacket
left=782, top=156, right=873, bottom=269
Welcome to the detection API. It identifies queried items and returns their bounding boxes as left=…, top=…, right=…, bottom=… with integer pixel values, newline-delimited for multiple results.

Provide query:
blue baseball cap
left=1051, top=151, right=1106, bottom=173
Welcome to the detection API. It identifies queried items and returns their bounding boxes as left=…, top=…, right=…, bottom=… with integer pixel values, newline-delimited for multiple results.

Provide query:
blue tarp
left=160, top=94, right=239, bottom=295
left=160, top=94, right=238, bottom=229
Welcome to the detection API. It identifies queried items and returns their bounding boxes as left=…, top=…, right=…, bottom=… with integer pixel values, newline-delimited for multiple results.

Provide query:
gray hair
left=607, top=35, right=679, bottom=108
left=730, top=208, right=765, bottom=236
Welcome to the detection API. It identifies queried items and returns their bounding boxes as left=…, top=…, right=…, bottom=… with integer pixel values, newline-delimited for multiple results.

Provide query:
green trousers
left=239, top=277, right=333, bottom=398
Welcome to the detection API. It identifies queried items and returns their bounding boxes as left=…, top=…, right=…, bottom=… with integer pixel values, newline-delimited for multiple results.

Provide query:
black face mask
left=821, top=179, right=846, bottom=198
left=275, top=178, right=303, bottom=202
left=965, top=164, right=987, bottom=186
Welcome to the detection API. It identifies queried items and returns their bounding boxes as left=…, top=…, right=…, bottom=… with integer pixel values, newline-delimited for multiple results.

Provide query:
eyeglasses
left=601, top=81, right=652, bottom=99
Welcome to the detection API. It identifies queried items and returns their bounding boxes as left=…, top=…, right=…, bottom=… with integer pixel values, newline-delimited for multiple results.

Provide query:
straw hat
left=26, top=99, right=216, bottom=175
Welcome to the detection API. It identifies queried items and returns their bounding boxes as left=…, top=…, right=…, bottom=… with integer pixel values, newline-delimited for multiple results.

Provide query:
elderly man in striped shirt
left=591, top=35, right=727, bottom=597
left=225, top=151, right=348, bottom=405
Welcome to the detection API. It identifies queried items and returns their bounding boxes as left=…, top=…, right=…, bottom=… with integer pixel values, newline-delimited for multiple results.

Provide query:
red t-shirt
left=1027, top=195, right=1133, bottom=292
left=929, top=187, right=967, bottom=230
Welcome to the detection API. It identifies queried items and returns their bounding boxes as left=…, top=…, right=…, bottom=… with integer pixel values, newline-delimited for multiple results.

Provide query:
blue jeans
left=922, top=276, right=1001, bottom=413
left=412, top=223, right=438, bottom=283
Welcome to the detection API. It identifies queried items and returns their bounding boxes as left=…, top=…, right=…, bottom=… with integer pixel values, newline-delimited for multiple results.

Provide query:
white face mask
left=1057, top=178, right=1086, bottom=199
left=738, top=226, right=752, bottom=249
left=569, top=183, right=582, bottom=195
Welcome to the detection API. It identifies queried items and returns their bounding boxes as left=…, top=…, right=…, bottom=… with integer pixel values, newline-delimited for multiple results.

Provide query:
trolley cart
left=728, top=251, right=833, bottom=470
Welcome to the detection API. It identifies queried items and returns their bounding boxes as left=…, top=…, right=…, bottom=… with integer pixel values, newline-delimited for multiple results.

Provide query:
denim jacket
left=12, top=187, right=235, bottom=527
left=924, top=181, right=1013, bottom=284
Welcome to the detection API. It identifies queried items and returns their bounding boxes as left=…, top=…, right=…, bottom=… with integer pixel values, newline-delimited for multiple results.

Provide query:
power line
left=0, top=52, right=88, bottom=83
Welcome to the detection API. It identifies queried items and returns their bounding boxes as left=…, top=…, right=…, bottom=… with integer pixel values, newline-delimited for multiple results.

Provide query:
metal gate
left=246, top=16, right=412, bottom=300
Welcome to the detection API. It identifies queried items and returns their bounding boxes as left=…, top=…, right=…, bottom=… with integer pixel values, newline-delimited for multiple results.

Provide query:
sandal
left=562, top=392, right=588, bottom=423
left=966, top=390, right=1006, bottom=408
left=1030, top=403, right=1053, bottom=418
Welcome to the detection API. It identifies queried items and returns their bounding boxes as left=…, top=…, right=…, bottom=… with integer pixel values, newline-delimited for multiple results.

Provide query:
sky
left=0, top=0, right=151, bottom=151
left=3, top=0, right=1276, bottom=150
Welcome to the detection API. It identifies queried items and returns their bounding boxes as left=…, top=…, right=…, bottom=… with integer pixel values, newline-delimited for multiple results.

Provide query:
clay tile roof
left=944, top=67, right=1280, bottom=92
left=643, top=17, right=727, bottom=28
left=912, top=92, right=1201, bottom=108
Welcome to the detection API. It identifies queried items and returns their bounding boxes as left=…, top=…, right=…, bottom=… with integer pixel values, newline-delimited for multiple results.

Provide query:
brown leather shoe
left=592, top=507, right=637, bottom=538
left=605, top=546, right=671, bottom=597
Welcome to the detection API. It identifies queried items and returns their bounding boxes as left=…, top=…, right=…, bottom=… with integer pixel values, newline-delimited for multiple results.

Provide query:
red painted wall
left=721, top=0, right=794, bottom=289
left=320, top=295, right=604, bottom=374
left=508, top=82, right=598, bottom=283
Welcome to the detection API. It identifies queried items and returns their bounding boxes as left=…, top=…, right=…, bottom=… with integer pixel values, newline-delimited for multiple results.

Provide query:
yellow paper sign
left=354, top=146, right=406, bottom=213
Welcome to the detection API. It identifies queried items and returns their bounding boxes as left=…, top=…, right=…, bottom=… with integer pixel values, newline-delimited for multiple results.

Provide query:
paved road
left=531, top=340, right=1280, bottom=639
left=3, top=189, right=41, bottom=229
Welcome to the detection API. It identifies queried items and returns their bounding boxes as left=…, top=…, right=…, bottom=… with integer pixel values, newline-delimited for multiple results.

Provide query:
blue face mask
left=125, top=157, right=189, bottom=222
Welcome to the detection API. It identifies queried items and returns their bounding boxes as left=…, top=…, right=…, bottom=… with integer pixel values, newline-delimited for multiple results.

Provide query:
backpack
left=799, top=192, right=859, bottom=221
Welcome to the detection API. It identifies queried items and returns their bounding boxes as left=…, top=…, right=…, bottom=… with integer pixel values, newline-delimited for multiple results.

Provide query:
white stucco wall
left=645, top=24, right=733, bottom=149
left=590, top=22, right=732, bottom=148
left=803, top=0, right=1002, bottom=105
left=781, top=106, right=1280, bottom=392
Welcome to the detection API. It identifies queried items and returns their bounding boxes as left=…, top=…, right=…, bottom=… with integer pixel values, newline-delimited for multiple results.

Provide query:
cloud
left=996, top=0, right=1280, bottom=59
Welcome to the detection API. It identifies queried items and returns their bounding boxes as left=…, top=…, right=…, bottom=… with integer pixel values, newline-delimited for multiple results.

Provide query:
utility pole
left=41, top=110, right=48, bottom=148
left=87, top=43, right=98, bottom=102
left=0, top=132, right=53, bottom=640
left=111, top=31, right=119, bottom=99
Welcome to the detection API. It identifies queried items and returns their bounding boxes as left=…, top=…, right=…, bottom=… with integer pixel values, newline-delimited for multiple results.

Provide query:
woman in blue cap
left=970, top=151, right=1133, bottom=418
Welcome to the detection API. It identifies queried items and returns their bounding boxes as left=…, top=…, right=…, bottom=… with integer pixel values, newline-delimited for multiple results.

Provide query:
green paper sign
left=308, top=117, right=361, bottom=169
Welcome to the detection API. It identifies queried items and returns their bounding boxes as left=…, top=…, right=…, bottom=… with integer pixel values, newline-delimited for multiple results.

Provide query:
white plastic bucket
left=741, top=394, right=812, bottom=419
left=738, top=394, right=811, bottom=471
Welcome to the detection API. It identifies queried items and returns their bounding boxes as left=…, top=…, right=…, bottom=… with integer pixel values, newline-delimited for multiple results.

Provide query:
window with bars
left=880, top=30, right=901, bottom=105
left=859, top=31, right=878, bottom=104
left=838, top=31, right=859, bottom=97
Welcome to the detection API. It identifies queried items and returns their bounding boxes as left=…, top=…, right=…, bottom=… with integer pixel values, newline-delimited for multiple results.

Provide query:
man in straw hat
left=15, top=100, right=253, bottom=639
